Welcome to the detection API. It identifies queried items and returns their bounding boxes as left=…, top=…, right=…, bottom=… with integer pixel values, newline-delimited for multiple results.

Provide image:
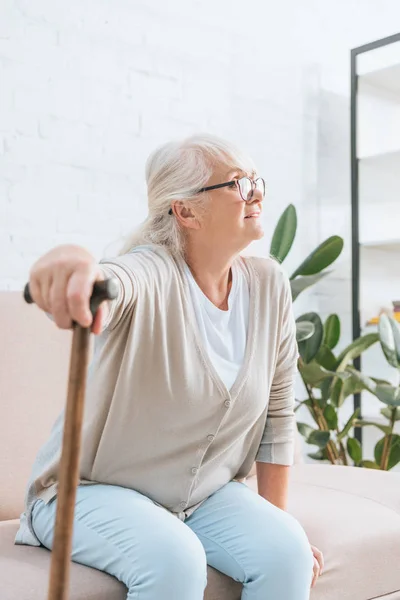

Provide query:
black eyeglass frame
left=168, top=176, right=265, bottom=215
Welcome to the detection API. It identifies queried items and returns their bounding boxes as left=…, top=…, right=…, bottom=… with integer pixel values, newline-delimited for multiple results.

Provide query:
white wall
left=2, top=0, right=399, bottom=289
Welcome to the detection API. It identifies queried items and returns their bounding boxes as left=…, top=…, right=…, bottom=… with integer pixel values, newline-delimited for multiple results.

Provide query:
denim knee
left=125, top=524, right=208, bottom=596
left=250, top=512, right=314, bottom=587
left=267, top=514, right=314, bottom=583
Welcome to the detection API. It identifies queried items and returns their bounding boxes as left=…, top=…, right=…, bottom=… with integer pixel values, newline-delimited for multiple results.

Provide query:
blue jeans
left=32, top=481, right=313, bottom=600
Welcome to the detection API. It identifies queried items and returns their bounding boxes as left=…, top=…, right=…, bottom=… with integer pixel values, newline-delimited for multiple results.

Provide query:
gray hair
left=118, top=133, right=256, bottom=257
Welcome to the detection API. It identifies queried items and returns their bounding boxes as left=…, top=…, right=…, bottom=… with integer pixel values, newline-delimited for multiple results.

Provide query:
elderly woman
left=16, top=134, right=323, bottom=599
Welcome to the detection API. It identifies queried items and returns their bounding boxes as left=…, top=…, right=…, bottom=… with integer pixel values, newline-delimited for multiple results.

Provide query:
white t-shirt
left=184, top=260, right=250, bottom=391
left=130, top=246, right=250, bottom=391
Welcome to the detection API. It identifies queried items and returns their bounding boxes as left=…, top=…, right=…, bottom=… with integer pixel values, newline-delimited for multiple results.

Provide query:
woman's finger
left=91, top=302, right=108, bottom=335
left=311, top=545, right=324, bottom=574
left=49, top=271, right=72, bottom=330
left=29, top=272, right=52, bottom=312
left=311, top=556, right=320, bottom=588
left=66, top=264, right=100, bottom=327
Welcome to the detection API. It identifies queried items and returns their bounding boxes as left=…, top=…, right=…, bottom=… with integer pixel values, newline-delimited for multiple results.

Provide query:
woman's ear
left=172, top=202, right=202, bottom=230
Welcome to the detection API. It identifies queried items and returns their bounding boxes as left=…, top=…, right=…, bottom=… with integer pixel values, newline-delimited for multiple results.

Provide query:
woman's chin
left=251, top=224, right=264, bottom=240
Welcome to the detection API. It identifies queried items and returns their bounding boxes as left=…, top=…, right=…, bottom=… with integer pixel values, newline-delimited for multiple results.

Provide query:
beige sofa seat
left=1, top=291, right=400, bottom=600
left=287, top=465, right=400, bottom=600
left=2, top=466, right=400, bottom=600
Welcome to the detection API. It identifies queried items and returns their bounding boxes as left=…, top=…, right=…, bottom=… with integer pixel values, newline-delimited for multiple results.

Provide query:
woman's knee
left=126, top=523, right=208, bottom=595
left=156, top=527, right=207, bottom=580
left=31, top=499, right=56, bottom=548
left=254, top=511, right=314, bottom=581
left=276, top=516, right=314, bottom=574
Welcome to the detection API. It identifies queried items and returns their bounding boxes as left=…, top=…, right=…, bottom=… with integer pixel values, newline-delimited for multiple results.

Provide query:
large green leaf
left=323, top=404, right=338, bottom=430
left=297, top=422, right=314, bottom=439
left=308, top=430, right=330, bottom=448
left=336, top=333, right=379, bottom=371
left=318, top=376, right=333, bottom=404
left=270, top=204, right=297, bottom=263
left=298, top=361, right=332, bottom=386
left=290, top=272, right=330, bottom=302
left=381, top=406, right=400, bottom=421
left=336, top=368, right=391, bottom=409
left=323, top=314, right=341, bottom=350
left=379, top=314, right=400, bottom=368
left=347, top=437, right=362, bottom=465
left=374, top=434, right=400, bottom=470
left=374, top=384, right=400, bottom=407
left=330, top=378, right=343, bottom=408
left=316, top=345, right=338, bottom=371
left=297, top=313, right=323, bottom=363
left=337, top=371, right=365, bottom=407
left=337, top=407, right=360, bottom=441
left=290, top=236, right=344, bottom=279
left=345, top=368, right=377, bottom=395
left=342, top=373, right=368, bottom=398
left=344, top=370, right=400, bottom=406
left=360, top=460, right=380, bottom=469
left=297, top=423, right=330, bottom=449
left=296, top=321, right=315, bottom=343
left=330, top=372, right=362, bottom=408
left=390, top=316, right=400, bottom=363
left=298, top=360, right=349, bottom=387
left=307, top=450, right=327, bottom=461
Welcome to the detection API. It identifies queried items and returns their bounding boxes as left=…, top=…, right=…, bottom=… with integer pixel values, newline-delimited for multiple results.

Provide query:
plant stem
left=337, top=436, right=348, bottom=466
left=301, top=375, right=339, bottom=464
left=380, top=406, right=397, bottom=470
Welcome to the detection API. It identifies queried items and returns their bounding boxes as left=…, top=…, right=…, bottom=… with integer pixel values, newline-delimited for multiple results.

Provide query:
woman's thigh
left=185, top=481, right=314, bottom=600
left=32, top=484, right=207, bottom=600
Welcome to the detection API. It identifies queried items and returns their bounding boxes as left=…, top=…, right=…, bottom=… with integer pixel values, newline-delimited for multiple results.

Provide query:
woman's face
left=198, top=163, right=264, bottom=253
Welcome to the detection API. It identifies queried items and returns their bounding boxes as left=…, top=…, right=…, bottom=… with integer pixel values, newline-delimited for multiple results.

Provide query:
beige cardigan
left=15, top=245, right=298, bottom=546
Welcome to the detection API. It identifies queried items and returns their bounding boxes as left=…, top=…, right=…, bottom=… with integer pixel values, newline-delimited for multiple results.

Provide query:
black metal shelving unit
left=351, top=32, right=400, bottom=444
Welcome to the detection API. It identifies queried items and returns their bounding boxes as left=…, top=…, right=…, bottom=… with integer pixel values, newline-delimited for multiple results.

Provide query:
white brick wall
left=1, top=0, right=400, bottom=298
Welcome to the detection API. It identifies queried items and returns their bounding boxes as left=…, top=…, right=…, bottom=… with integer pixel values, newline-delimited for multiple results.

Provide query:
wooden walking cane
left=24, top=279, right=118, bottom=600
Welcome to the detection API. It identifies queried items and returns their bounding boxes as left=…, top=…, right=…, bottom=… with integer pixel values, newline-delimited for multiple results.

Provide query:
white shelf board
left=360, top=240, right=400, bottom=251
left=359, top=62, right=400, bottom=98
left=357, top=147, right=400, bottom=164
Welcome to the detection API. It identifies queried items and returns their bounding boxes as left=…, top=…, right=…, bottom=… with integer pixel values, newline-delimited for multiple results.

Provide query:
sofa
left=1, top=290, right=400, bottom=600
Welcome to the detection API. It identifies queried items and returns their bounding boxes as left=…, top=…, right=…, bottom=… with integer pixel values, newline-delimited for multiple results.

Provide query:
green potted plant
left=270, top=204, right=380, bottom=466
left=350, top=314, right=400, bottom=471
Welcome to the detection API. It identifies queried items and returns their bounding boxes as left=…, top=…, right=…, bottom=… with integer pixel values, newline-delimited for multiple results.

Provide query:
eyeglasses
left=168, top=176, right=265, bottom=215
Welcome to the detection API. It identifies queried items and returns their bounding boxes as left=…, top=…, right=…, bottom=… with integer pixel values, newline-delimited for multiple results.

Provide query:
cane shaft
left=47, top=325, right=91, bottom=600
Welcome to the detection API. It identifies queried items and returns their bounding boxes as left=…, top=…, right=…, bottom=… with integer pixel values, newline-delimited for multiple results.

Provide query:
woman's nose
left=250, top=189, right=263, bottom=204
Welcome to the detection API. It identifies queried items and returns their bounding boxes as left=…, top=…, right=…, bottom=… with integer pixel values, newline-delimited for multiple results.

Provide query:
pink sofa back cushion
left=0, top=291, right=303, bottom=521
left=0, top=292, right=71, bottom=520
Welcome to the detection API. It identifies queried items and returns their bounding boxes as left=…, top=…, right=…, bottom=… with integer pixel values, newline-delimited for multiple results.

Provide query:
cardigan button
left=224, top=400, right=231, bottom=408
left=191, top=467, right=198, bottom=475
left=207, top=434, right=215, bottom=442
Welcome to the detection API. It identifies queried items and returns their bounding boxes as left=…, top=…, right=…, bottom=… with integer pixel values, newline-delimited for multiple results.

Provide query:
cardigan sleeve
left=99, top=257, right=140, bottom=332
left=255, top=274, right=298, bottom=466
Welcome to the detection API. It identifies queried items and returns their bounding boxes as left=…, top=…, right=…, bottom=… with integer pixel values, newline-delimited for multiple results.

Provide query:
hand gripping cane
left=23, top=279, right=118, bottom=600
